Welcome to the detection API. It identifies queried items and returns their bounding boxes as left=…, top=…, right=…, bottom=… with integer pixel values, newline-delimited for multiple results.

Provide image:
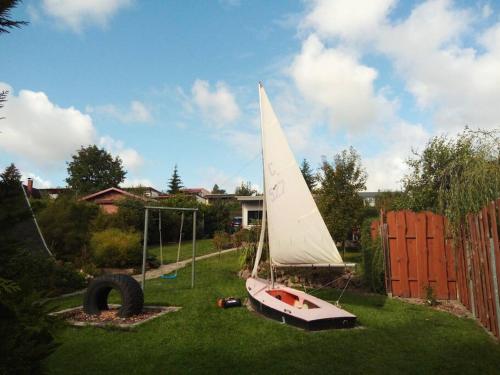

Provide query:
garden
left=44, top=251, right=500, bottom=375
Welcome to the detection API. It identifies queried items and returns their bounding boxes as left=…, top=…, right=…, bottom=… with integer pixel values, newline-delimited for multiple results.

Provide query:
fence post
left=489, top=237, right=500, bottom=335
left=379, top=210, right=392, bottom=297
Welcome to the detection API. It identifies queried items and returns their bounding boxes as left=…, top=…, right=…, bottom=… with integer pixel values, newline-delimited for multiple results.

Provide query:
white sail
left=258, top=83, right=343, bottom=267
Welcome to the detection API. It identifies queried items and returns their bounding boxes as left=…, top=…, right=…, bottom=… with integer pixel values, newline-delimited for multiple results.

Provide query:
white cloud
left=199, top=166, right=261, bottom=194
left=289, top=35, right=390, bottom=131
left=0, top=83, right=95, bottom=165
left=301, top=0, right=395, bottom=42
left=99, top=136, right=143, bottom=172
left=375, top=0, right=500, bottom=131
left=41, top=0, right=132, bottom=32
left=122, top=177, right=155, bottom=188
left=87, top=100, right=153, bottom=124
left=364, top=122, right=429, bottom=190
left=191, top=80, right=240, bottom=126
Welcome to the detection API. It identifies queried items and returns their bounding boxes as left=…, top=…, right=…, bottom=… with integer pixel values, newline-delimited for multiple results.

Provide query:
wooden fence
left=454, top=200, right=500, bottom=338
left=374, top=200, right=500, bottom=338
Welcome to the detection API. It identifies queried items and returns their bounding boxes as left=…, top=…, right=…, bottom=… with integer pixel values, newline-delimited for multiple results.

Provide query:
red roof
left=79, top=187, right=149, bottom=202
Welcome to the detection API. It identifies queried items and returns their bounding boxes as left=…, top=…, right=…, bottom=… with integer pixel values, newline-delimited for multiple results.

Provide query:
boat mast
left=257, top=82, right=275, bottom=287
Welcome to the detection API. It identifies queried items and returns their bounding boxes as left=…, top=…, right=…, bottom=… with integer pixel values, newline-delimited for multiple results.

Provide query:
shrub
left=0, top=284, right=59, bottom=375
left=360, top=217, right=385, bottom=293
left=0, top=248, right=85, bottom=297
left=90, top=229, right=141, bottom=267
left=232, top=227, right=260, bottom=247
left=37, top=197, right=99, bottom=263
left=213, top=231, right=232, bottom=251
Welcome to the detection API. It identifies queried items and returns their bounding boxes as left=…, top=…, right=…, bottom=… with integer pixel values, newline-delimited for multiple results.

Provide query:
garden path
left=132, top=247, right=238, bottom=281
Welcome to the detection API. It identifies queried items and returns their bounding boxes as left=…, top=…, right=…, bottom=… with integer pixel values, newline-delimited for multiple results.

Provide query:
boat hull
left=246, top=277, right=356, bottom=331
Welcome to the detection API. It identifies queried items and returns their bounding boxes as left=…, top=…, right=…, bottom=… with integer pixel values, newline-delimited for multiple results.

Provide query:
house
left=79, top=187, right=150, bottom=214
left=205, top=193, right=237, bottom=205
left=236, top=195, right=264, bottom=228
left=123, top=186, right=162, bottom=198
left=359, top=191, right=381, bottom=207
left=236, top=191, right=384, bottom=229
left=23, top=178, right=41, bottom=199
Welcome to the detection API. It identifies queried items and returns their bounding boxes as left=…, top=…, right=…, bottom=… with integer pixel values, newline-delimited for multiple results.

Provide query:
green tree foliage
left=1, top=162, right=21, bottom=185
left=0, top=0, right=28, bottom=34
left=235, top=181, right=256, bottom=196
left=37, top=197, right=99, bottom=263
left=211, top=183, right=226, bottom=194
left=0, top=164, right=83, bottom=374
left=66, top=145, right=126, bottom=195
left=202, top=201, right=234, bottom=236
left=399, top=128, right=500, bottom=233
left=317, top=147, right=367, bottom=250
left=374, top=191, right=406, bottom=211
left=0, top=285, right=58, bottom=374
left=167, top=164, right=183, bottom=194
left=300, top=158, right=316, bottom=191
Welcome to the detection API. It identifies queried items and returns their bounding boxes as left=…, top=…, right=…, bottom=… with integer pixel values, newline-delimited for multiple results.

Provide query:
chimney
left=27, top=178, right=33, bottom=196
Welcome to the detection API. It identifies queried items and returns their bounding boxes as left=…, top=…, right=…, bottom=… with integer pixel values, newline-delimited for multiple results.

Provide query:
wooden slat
left=416, top=212, right=428, bottom=299
left=482, top=206, right=498, bottom=336
left=434, top=214, right=449, bottom=299
left=396, top=211, right=410, bottom=297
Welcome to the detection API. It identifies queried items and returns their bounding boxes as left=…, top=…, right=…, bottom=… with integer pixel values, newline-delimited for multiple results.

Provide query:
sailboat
left=246, top=83, right=356, bottom=330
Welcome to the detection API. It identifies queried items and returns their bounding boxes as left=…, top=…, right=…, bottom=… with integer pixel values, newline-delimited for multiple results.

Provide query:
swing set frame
left=141, top=206, right=198, bottom=291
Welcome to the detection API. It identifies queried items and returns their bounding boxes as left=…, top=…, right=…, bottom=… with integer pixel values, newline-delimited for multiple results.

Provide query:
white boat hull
left=246, top=277, right=356, bottom=330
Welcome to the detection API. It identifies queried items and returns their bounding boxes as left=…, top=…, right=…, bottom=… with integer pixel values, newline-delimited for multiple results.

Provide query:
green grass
left=147, top=238, right=218, bottom=264
left=45, top=252, right=500, bottom=375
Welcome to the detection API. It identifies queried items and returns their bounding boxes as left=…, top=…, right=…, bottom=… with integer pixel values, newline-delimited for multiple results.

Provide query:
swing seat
left=160, top=273, right=177, bottom=280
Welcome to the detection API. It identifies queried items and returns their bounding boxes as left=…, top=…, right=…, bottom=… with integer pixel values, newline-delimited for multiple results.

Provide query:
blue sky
left=1, top=0, right=499, bottom=192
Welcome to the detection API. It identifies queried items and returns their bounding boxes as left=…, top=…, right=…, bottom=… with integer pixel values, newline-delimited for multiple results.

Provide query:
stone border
left=50, top=304, right=181, bottom=328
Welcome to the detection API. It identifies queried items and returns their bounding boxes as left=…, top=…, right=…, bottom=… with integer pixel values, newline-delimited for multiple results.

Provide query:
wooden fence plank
left=396, top=211, right=410, bottom=297
left=434, top=214, right=449, bottom=299
left=416, top=212, right=428, bottom=299
left=482, top=206, right=499, bottom=337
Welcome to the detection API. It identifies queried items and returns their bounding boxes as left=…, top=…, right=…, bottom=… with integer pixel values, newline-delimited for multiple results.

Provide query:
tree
left=300, top=158, right=316, bottom=191
left=374, top=190, right=406, bottom=211
left=167, top=165, right=183, bottom=194
left=235, top=181, right=256, bottom=196
left=399, top=128, right=500, bottom=233
left=316, top=147, right=367, bottom=254
left=66, top=145, right=126, bottom=195
left=38, top=197, right=99, bottom=262
left=0, top=0, right=28, bottom=34
left=1, top=163, right=21, bottom=185
left=211, top=184, right=226, bottom=194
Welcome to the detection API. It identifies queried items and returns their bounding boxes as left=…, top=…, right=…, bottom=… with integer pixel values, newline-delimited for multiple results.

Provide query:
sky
left=1, top=0, right=499, bottom=193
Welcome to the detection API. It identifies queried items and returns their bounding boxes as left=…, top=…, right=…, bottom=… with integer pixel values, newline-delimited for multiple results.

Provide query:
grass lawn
left=147, top=238, right=218, bottom=264
left=45, top=251, right=500, bottom=374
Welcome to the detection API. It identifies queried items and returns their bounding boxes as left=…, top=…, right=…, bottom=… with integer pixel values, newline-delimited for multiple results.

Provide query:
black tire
left=83, top=274, right=144, bottom=318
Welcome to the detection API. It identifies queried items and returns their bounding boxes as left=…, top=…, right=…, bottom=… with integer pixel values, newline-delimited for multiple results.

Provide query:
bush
left=232, top=227, right=260, bottom=248
left=90, top=229, right=141, bottom=267
left=37, top=197, right=99, bottom=263
left=360, top=217, right=385, bottom=293
left=213, top=231, right=232, bottom=251
left=0, top=248, right=85, bottom=297
left=0, top=284, right=59, bottom=375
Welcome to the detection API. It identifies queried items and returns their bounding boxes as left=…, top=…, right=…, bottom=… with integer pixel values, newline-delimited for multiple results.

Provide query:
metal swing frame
left=141, top=206, right=198, bottom=291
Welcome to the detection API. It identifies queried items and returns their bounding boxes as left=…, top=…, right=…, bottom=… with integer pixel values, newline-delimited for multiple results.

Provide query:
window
left=247, top=210, right=262, bottom=225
